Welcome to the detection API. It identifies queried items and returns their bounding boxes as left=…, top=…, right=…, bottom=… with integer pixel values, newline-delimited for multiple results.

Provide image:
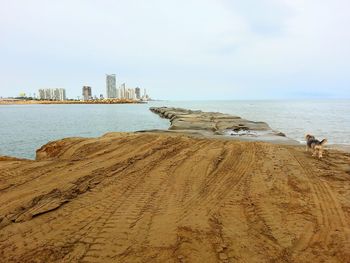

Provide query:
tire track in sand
left=9, top=137, right=186, bottom=262
left=290, top=149, right=349, bottom=254
left=177, top=142, right=256, bottom=222
left=77, top=137, right=200, bottom=262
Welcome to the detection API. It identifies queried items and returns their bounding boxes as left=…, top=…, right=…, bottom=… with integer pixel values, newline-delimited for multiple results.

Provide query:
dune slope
left=0, top=132, right=350, bottom=263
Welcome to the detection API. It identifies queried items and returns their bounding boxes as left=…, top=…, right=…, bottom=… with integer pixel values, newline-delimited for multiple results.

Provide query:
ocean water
left=1, top=100, right=349, bottom=159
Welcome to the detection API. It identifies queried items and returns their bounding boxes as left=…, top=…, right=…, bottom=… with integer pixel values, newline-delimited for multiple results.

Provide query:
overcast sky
left=0, top=0, right=349, bottom=99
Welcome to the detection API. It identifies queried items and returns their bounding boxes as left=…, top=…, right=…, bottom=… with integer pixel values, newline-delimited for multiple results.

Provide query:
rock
left=150, top=107, right=271, bottom=134
left=216, top=247, right=224, bottom=253
left=170, top=118, right=217, bottom=131
left=149, top=107, right=298, bottom=144
left=0, top=217, right=11, bottom=228
left=275, top=131, right=286, bottom=137
left=214, top=131, right=225, bottom=135
left=219, top=253, right=228, bottom=260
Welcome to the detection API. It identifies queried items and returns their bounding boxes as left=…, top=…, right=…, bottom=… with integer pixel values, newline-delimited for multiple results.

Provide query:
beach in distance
left=0, top=102, right=350, bottom=262
left=0, top=98, right=145, bottom=105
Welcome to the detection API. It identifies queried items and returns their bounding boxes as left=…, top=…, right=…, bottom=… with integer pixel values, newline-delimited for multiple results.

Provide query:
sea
left=1, top=100, right=349, bottom=159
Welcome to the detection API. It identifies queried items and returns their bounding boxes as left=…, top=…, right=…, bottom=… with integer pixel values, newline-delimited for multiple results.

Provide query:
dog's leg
left=318, top=149, right=323, bottom=158
left=312, top=149, right=317, bottom=157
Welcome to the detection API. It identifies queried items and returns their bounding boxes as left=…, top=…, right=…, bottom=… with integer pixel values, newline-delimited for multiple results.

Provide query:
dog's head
left=305, top=134, right=315, bottom=141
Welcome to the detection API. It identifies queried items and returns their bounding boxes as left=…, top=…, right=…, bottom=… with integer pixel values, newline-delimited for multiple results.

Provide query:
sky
left=0, top=0, right=349, bottom=100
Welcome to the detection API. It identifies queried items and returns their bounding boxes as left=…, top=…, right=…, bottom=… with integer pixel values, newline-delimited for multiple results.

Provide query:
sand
left=0, top=132, right=350, bottom=262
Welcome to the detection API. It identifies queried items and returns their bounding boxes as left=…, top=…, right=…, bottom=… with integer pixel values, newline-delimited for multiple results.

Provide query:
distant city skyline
left=0, top=0, right=349, bottom=99
left=25, top=74, right=147, bottom=101
left=3, top=73, right=149, bottom=101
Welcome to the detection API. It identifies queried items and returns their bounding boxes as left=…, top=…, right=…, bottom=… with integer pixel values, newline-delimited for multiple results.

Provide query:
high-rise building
left=38, top=88, right=66, bottom=100
left=135, top=87, right=141, bottom=100
left=106, top=74, right=117, bottom=98
left=38, top=89, right=45, bottom=99
left=120, top=83, right=126, bottom=99
left=82, top=86, right=92, bottom=101
left=128, top=88, right=135, bottom=100
left=53, top=88, right=66, bottom=100
left=59, top=88, right=66, bottom=101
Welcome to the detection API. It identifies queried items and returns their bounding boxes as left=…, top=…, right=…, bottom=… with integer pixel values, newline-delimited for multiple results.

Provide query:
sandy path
left=0, top=133, right=349, bottom=262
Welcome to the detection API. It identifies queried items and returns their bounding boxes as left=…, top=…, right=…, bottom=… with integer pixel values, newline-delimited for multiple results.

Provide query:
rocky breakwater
left=150, top=107, right=297, bottom=143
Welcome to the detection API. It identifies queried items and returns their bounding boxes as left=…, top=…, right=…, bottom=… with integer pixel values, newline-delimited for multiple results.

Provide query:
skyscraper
left=53, top=88, right=66, bottom=100
left=38, top=89, right=45, bottom=99
left=120, top=83, right=126, bottom=99
left=58, top=88, right=66, bottom=100
left=135, top=87, right=141, bottom=100
left=106, top=74, right=117, bottom=98
left=82, top=86, right=92, bottom=101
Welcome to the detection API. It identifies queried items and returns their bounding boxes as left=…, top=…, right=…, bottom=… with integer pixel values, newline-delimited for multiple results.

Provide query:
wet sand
left=1, top=132, right=350, bottom=262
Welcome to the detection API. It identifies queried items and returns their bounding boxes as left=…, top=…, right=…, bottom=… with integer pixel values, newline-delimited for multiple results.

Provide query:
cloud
left=0, top=0, right=349, bottom=99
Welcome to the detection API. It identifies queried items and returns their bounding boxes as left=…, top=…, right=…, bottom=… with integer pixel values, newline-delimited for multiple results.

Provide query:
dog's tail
left=320, top=139, right=328, bottom=145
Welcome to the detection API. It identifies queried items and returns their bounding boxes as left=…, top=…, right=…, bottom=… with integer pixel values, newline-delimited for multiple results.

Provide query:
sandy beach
left=0, top=131, right=349, bottom=262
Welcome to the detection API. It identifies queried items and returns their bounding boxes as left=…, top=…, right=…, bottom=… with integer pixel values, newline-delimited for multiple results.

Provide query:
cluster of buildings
left=38, top=88, right=66, bottom=101
left=36, top=74, right=149, bottom=101
left=82, top=74, right=148, bottom=101
left=105, top=74, right=147, bottom=100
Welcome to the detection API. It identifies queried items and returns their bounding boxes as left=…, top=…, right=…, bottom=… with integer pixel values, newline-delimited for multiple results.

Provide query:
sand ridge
left=0, top=132, right=350, bottom=262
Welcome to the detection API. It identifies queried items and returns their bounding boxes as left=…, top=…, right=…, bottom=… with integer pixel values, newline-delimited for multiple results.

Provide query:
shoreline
left=1, top=106, right=350, bottom=160
left=0, top=99, right=146, bottom=105
left=1, top=131, right=349, bottom=161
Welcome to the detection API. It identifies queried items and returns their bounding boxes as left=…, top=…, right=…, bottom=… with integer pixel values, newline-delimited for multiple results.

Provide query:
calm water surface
left=1, top=100, right=349, bottom=159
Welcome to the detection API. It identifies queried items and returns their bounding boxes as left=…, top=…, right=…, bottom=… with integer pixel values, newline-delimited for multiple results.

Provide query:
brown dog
left=305, top=134, right=327, bottom=158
